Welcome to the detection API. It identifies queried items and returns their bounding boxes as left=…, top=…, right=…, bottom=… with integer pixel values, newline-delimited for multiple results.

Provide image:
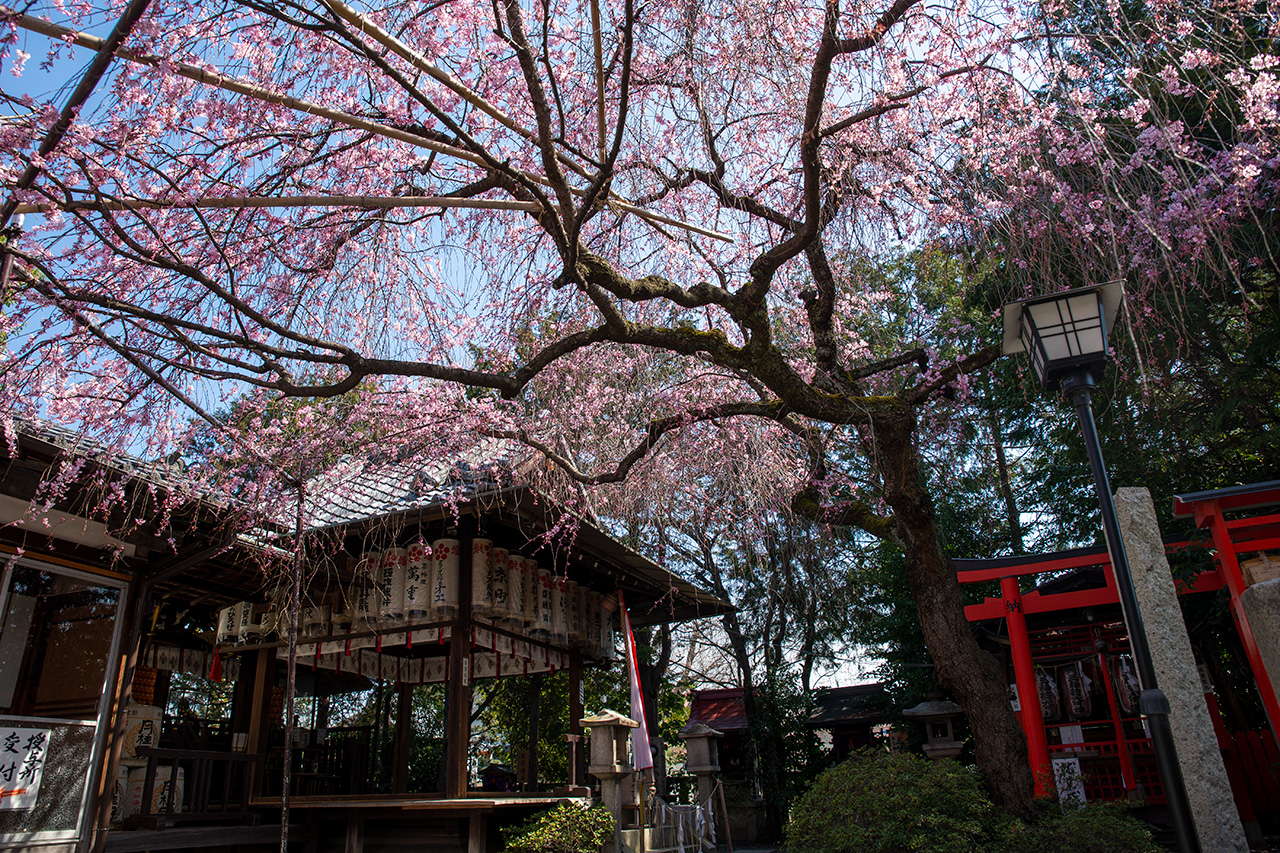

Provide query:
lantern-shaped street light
left=1003, top=283, right=1199, bottom=853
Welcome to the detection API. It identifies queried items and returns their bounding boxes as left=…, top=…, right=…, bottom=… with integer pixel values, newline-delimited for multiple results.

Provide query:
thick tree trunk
left=874, top=409, right=1036, bottom=817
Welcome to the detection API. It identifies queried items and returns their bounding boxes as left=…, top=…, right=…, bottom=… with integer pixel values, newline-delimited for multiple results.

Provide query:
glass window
left=0, top=564, right=121, bottom=720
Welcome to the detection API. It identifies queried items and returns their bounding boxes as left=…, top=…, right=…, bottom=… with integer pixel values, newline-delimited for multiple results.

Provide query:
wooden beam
left=146, top=539, right=233, bottom=585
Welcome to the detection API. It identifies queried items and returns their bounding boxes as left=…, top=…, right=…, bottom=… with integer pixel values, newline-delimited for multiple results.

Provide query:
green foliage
left=786, top=751, right=1011, bottom=853
left=501, top=804, right=615, bottom=853
left=786, top=752, right=1162, bottom=853
left=995, top=802, right=1161, bottom=853
left=746, top=673, right=826, bottom=820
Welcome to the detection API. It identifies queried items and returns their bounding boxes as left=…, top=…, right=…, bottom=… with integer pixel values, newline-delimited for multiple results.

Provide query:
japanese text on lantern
left=0, top=727, right=49, bottom=809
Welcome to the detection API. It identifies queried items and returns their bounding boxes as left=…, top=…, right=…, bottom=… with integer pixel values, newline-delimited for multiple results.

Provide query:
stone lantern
left=581, top=710, right=639, bottom=829
left=679, top=722, right=723, bottom=806
left=902, top=697, right=965, bottom=760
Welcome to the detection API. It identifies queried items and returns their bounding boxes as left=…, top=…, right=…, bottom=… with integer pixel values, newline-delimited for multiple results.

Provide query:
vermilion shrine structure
left=957, top=480, right=1280, bottom=834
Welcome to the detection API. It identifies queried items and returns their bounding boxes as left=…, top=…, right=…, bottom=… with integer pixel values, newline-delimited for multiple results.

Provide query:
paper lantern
left=566, top=581, right=584, bottom=644
left=587, top=592, right=604, bottom=656
left=433, top=539, right=460, bottom=617
left=522, top=557, right=540, bottom=626
left=353, top=551, right=380, bottom=627
left=472, top=539, right=493, bottom=612
left=382, top=547, right=408, bottom=622
left=532, top=568, right=552, bottom=635
left=236, top=600, right=257, bottom=643
left=330, top=607, right=352, bottom=638
left=505, top=552, right=525, bottom=626
left=489, top=546, right=511, bottom=618
left=302, top=603, right=331, bottom=638
left=405, top=540, right=432, bottom=619
left=216, top=605, right=238, bottom=645
left=550, top=576, right=568, bottom=645
left=597, top=598, right=616, bottom=660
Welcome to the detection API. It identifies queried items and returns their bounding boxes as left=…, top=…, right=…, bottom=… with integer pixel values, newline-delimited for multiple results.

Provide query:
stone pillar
left=582, top=709, right=638, bottom=846
left=1240, top=578, right=1280, bottom=713
left=679, top=723, right=723, bottom=807
left=1113, top=487, right=1249, bottom=853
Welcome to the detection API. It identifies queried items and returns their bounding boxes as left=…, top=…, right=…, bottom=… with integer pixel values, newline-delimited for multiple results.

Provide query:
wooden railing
left=128, top=747, right=262, bottom=829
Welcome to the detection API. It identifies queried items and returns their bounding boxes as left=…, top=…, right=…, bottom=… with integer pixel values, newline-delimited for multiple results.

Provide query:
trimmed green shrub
left=995, top=802, right=1161, bottom=853
left=785, top=750, right=1011, bottom=853
left=502, top=803, right=615, bottom=853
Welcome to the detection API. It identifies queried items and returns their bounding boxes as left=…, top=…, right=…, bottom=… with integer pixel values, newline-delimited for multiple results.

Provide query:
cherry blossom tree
left=1, top=0, right=1274, bottom=815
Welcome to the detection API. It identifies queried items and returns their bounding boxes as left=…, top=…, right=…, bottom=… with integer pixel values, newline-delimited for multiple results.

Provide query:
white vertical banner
left=619, top=592, right=654, bottom=771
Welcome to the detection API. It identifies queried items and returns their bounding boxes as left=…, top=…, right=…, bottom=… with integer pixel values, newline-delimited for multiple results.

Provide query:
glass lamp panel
left=1072, top=326, right=1105, bottom=356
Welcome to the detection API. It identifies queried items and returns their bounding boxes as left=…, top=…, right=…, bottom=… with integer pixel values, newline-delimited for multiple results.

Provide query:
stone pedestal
left=1114, top=487, right=1249, bottom=853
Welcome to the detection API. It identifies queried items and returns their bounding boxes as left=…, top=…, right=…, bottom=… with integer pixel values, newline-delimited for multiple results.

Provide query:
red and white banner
left=619, top=591, right=654, bottom=771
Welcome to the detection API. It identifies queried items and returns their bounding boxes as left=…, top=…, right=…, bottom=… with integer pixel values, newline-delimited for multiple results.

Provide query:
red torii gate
left=955, top=480, right=1280, bottom=810
left=1172, top=480, right=1280, bottom=734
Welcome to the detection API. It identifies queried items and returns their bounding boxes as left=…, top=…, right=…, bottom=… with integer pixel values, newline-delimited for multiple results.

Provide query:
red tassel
left=209, top=649, right=222, bottom=681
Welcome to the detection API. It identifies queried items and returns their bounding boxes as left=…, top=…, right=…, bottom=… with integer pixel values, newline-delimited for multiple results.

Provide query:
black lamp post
left=1002, top=282, right=1200, bottom=853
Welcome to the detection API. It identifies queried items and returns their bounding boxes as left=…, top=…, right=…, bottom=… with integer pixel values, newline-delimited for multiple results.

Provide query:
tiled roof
left=302, top=438, right=520, bottom=530
left=689, top=688, right=748, bottom=732
left=808, top=683, right=891, bottom=727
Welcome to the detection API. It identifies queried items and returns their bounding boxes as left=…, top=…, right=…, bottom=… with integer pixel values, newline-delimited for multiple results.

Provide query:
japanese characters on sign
left=0, top=727, right=50, bottom=810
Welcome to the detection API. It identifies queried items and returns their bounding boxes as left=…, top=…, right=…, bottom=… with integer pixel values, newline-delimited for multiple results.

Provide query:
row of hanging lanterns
left=1033, top=655, right=1142, bottom=723
left=218, top=538, right=619, bottom=661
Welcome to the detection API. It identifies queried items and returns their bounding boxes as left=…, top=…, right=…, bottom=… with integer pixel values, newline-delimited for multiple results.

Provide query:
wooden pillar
left=1000, top=576, right=1051, bottom=797
left=526, top=673, right=542, bottom=791
left=90, top=577, right=150, bottom=853
left=568, top=654, right=585, bottom=788
left=467, top=814, right=487, bottom=853
left=1095, top=646, right=1138, bottom=794
left=344, top=809, right=364, bottom=853
left=246, top=649, right=276, bottom=797
left=393, top=683, right=413, bottom=793
left=445, top=519, right=475, bottom=798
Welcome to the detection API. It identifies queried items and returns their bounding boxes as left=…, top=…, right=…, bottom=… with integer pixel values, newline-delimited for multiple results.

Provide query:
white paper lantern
left=236, top=600, right=257, bottom=643
left=217, top=605, right=238, bottom=645
left=523, top=557, right=541, bottom=626
left=302, top=603, right=331, bottom=637
left=599, top=607, right=616, bottom=661
left=588, top=592, right=605, bottom=657
left=433, top=539, right=460, bottom=617
left=472, top=539, right=493, bottom=612
left=489, top=546, right=510, bottom=618
left=505, top=552, right=524, bottom=625
left=330, top=607, right=352, bottom=638
left=550, top=577, right=568, bottom=645
left=405, top=540, right=431, bottom=619
left=566, top=581, right=583, bottom=644
left=382, top=547, right=408, bottom=622
left=535, top=568, right=553, bottom=638
left=353, top=551, right=380, bottom=627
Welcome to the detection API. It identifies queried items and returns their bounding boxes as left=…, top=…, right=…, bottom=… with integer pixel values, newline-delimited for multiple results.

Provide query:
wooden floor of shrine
left=103, top=793, right=589, bottom=853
